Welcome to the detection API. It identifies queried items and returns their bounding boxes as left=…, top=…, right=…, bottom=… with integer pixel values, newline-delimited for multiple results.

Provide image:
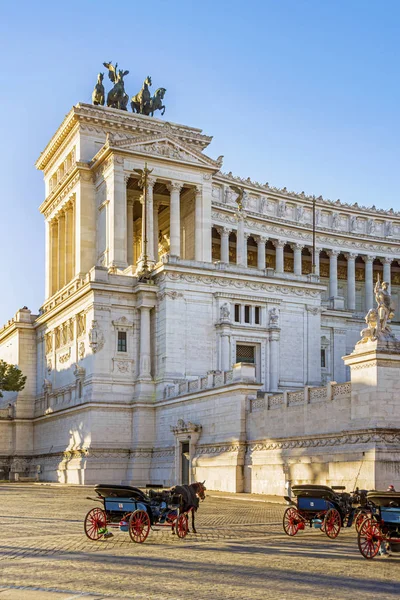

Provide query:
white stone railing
left=250, top=382, right=351, bottom=412
left=40, top=277, right=86, bottom=315
left=163, top=363, right=255, bottom=400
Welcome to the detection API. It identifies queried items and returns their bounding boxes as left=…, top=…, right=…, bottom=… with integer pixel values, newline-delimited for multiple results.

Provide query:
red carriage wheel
left=129, top=509, right=151, bottom=543
left=355, top=511, right=369, bottom=533
left=176, top=513, right=189, bottom=538
left=323, top=508, right=341, bottom=539
left=357, top=518, right=382, bottom=559
left=84, top=507, right=107, bottom=541
left=283, top=507, right=302, bottom=536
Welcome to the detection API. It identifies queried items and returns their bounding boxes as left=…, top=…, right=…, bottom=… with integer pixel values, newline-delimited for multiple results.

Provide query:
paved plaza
left=0, top=484, right=399, bottom=599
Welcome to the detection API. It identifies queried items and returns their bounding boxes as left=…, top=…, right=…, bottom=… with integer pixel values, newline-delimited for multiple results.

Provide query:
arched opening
left=212, top=227, right=221, bottom=262
left=229, top=232, right=237, bottom=264
left=373, top=257, right=383, bottom=283
left=301, top=247, right=312, bottom=275
left=247, top=236, right=258, bottom=267
left=283, top=244, right=294, bottom=273
left=266, top=240, right=276, bottom=269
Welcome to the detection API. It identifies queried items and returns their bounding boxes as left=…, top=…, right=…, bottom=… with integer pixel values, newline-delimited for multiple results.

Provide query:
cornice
left=211, top=207, right=400, bottom=255
left=36, top=103, right=213, bottom=171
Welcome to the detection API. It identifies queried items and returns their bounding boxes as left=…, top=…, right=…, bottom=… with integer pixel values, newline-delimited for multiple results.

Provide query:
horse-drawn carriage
left=357, top=490, right=400, bottom=559
left=283, top=484, right=357, bottom=538
left=84, top=482, right=206, bottom=543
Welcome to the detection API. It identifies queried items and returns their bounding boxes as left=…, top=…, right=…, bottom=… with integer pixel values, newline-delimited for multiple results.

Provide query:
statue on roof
left=131, top=76, right=167, bottom=116
left=103, top=62, right=129, bottom=110
left=92, top=73, right=105, bottom=106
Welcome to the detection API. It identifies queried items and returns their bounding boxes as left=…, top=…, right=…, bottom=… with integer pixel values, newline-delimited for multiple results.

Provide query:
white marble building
left=1, top=103, right=399, bottom=491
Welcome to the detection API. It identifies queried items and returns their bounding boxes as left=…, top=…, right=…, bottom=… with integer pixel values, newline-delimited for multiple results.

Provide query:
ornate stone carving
left=170, top=419, right=202, bottom=434
left=220, top=302, right=230, bottom=321
left=89, top=321, right=105, bottom=353
left=78, top=341, right=85, bottom=360
left=269, top=307, right=279, bottom=326
left=357, top=277, right=397, bottom=344
left=58, top=348, right=71, bottom=364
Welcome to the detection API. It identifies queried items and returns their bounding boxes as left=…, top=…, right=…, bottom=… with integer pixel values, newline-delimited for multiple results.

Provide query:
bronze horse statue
left=148, top=88, right=166, bottom=116
left=103, top=61, right=129, bottom=110
left=92, top=73, right=105, bottom=106
left=131, top=76, right=152, bottom=114
left=171, top=481, right=206, bottom=534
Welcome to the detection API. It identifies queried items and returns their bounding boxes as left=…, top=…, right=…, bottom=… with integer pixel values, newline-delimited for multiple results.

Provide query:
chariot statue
left=131, top=76, right=167, bottom=116
left=92, top=73, right=105, bottom=106
left=103, top=62, right=129, bottom=110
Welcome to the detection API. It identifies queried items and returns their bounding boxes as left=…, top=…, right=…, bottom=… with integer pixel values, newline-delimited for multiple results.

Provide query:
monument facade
left=1, top=92, right=399, bottom=491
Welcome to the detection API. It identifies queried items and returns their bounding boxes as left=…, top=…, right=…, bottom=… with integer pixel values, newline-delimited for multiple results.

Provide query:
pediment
left=110, top=134, right=222, bottom=169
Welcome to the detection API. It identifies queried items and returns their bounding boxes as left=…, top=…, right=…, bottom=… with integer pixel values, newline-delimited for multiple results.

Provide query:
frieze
left=161, top=271, right=320, bottom=298
left=350, top=359, right=400, bottom=370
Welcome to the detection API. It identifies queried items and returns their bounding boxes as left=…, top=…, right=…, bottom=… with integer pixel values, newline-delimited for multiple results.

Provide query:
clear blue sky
left=1, top=0, right=399, bottom=325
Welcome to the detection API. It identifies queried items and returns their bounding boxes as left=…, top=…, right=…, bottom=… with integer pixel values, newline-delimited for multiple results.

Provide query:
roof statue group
left=92, top=62, right=166, bottom=117
left=358, top=276, right=397, bottom=344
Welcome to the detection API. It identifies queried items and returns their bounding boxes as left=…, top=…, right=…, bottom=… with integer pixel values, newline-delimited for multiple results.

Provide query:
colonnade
left=214, top=225, right=395, bottom=312
left=127, top=179, right=205, bottom=266
left=48, top=199, right=75, bottom=295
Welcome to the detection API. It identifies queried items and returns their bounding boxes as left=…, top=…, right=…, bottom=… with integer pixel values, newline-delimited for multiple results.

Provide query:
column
left=195, top=185, right=202, bottom=261
left=153, top=200, right=160, bottom=264
left=269, top=329, right=280, bottom=392
left=58, top=211, right=66, bottom=289
left=127, top=199, right=134, bottom=266
left=256, top=236, right=267, bottom=270
left=71, top=199, right=75, bottom=278
left=221, top=330, right=231, bottom=371
left=45, top=220, right=51, bottom=298
left=168, top=182, right=183, bottom=257
left=243, top=233, right=249, bottom=268
left=346, top=253, right=356, bottom=311
left=274, top=240, right=285, bottom=274
left=328, top=250, right=339, bottom=298
left=220, top=227, right=230, bottom=264
left=314, top=247, right=320, bottom=276
left=364, top=255, right=375, bottom=311
left=51, top=219, right=58, bottom=295
left=146, top=176, right=156, bottom=263
left=383, top=258, right=392, bottom=293
left=293, top=244, right=303, bottom=275
left=236, top=217, right=245, bottom=266
left=104, top=160, right=127, bottom=268
left=139, top=306, right=151, bottom=379
left=65, top=202, right=73, bottom=283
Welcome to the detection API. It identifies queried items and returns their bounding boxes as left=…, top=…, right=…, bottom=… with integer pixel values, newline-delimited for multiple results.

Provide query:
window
left=234, top=304, right=240, bottom=322
left=244, top=305, right=250, bottom=323
left=255, top=306, right=260, bottom=325
left=321, top=348, right=326, bottom=368
left=236, top=344, right=255, bottom=364
left=117, top=331, right=127, bottom=352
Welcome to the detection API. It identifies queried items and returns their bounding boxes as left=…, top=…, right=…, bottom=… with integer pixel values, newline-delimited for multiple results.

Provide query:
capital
left=327, top=250, right=340, bottom=258
left=255, top=235, right=268, bottom=244
left=272, top=239, right=286, bottom=249
left=291, top=243, right=304, bottom=252
left=195, top=185, right=202, bottom=196
left=147, top=176, right=157, bottom=189
left=167, top=181, right=183, bottom=193
left=383, top=257, right=393, bottom=265
left=344, top=252, right=357, bottom=261
left=363, top=255, right=376, bottom=264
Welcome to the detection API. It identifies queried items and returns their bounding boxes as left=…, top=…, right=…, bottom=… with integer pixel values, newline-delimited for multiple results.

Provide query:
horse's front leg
left=192, top=509, right=197, bottom=534
left=161, top=106, right=166, bottom=116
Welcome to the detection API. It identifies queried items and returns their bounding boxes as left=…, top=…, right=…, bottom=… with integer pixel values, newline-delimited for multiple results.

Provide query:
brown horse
left=171, top=481, right=206, bottom=534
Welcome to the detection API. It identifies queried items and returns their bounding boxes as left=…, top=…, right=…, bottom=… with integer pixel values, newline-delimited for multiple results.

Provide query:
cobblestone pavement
left=0, top=484, right=399, bottom=599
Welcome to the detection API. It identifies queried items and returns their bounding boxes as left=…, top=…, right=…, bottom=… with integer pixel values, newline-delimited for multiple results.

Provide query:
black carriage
left=357, top=490, right=400, bottom=559
left=84, top=484, right=189, bottom=543
left=283, top=484, right=355, bottom=539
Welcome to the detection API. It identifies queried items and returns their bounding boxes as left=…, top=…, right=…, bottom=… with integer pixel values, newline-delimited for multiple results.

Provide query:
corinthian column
left=58, top=211, right=66, bottom=289
left=236, top=216, right=246, bottom=266
left=314, top=247, right=320, bottom=276
left=168, top=182, right=183, bottom=257
left=364, top=255, right=375, bottom=311
left=256, top=236, right=267, bottom=270
left=293, top=243, right=304, bottom=275
left=153, top=199, right=160, bottom=264
left=127, top=198, right=134, bottom=266
left=146, top=176, right=156, bottom=263
left=269, top=328, right=280, bottom=392
left=273, top=240, right=285, bottom=274
left=328, top=250, right=339, bottom=298
left=195, top=185, right=202, bottom=261
left=139, top=306, right=151, bottom=380
left=219, top=227, right=231, bottom=264
left=346, top=253, right=356, bottom=311
left=383, top=258, right=392, bottom=293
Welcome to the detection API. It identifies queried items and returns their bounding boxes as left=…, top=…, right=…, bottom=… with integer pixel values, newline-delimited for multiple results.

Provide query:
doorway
left=181, top=441, right=190, bottom=485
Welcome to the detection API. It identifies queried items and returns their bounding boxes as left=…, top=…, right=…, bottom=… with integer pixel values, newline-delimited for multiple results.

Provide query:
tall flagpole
left=134, top=162, right=153, bottom=282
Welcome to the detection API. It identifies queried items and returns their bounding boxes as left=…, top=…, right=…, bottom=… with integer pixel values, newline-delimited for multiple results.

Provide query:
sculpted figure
left=220, top=303, right=230, bottom=320
left=277, top=201, right=286, bottom=218
left=92, top=73, right=105, bottom=106
left=103, top=62, right=129, bottom=110
left=385, top=221, right=393, bottom=236
left=230, top=185, right=246, bottom=212
left=296, top=206, right=304, bottom=222
left=147, top=88, right=167, bottom=116
left=331, top=213, right=339, bottom=229
left=269, top=307, right=279, bottom=326
left=259, top=197, right=266, bottom=213
left=131, top=76, right=152, bottom=114
left=367, top=219, right=376, bottom=235
left=349, top=215, right=357, bottom=232
left=374, top=277, right=394, bottom=335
